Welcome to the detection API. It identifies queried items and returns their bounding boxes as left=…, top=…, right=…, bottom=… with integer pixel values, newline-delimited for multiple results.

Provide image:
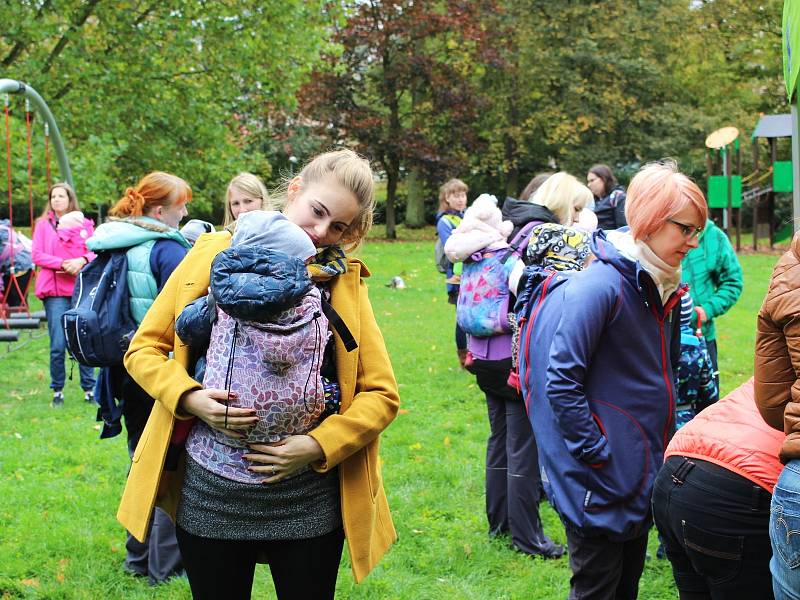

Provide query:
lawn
left=0, top=228, right=781, bottom=599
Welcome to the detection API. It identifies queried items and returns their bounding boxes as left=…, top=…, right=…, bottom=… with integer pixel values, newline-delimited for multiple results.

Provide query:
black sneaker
left=52, top=391, right=64, bottom=407
left=84, top=390, right=94, bottom=404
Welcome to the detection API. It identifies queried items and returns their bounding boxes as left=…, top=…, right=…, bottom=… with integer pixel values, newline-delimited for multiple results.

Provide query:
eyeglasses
left=667, top=218, right=704, bottom=240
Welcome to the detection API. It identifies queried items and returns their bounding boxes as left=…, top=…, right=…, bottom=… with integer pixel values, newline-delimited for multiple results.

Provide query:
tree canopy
left=0, top=1, right=786, bottom=231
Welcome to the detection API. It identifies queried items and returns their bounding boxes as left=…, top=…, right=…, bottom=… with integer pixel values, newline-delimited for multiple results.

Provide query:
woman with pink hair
left=519, top=160, right=708, bottom=599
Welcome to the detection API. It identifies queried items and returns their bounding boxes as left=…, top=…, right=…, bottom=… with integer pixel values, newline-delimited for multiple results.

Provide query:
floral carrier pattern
left=185, top=287, right=329, bottom=483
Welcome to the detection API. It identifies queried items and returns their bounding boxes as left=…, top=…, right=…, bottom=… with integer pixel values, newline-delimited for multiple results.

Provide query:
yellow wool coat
left=116, top=232, right=399, bottom=583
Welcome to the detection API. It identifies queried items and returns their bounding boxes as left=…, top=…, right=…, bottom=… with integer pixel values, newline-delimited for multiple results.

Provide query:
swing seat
left=0, top=317, right=39, bottom=329
left=0, top=330, right=19, bottom=342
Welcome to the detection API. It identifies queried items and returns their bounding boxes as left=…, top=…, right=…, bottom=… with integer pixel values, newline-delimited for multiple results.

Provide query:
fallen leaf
left=443, top=436, right=450, bottom=447
left=20, top=578, right=38, bottom=588
left=409, top=442, right=422, bottom=450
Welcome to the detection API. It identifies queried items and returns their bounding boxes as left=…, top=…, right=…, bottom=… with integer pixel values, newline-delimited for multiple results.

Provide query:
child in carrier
left=174, top=209, right=337, bottom=484
left=56, top=211, right=94, bottom=254
left=674, top=291, right=718, bottom=429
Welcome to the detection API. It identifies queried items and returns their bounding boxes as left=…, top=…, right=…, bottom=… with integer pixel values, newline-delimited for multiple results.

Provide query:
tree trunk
left=405, top=166, right=425, bottom=228
left=385, top=156, right=398, bottom=239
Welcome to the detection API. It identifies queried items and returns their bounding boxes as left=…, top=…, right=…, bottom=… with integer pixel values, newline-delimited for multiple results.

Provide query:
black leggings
left=176, top=525, right=345, bottom=600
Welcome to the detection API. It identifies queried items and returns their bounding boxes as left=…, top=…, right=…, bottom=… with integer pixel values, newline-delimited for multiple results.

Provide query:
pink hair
left=625, top=161, right=708, bottom=241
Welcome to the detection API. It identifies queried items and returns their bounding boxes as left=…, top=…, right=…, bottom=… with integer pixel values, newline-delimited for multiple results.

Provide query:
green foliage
left=0, top=1, right=789, bottom=227
left=1, top=1, right=334, bottom=223
left=0, top=238, right=773, bottom=598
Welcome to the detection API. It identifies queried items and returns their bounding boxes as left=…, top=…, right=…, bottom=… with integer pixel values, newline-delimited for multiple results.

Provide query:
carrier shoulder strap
left=320, top=296, right=358, bottom=352
left=501, top=220, right=544, bottom=264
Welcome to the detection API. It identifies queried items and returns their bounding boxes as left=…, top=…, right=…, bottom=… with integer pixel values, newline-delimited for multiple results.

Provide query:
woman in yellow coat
left=117, top=150, right=399, bottom=599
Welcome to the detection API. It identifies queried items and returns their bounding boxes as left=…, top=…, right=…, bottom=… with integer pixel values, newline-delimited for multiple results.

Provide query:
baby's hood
left=232, top=210, right=315, bottom=262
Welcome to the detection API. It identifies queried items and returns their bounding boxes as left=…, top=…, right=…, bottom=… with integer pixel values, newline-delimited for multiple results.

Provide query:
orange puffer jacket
left=666, top=378, right=784, bottom=492
left=755, top=232, right=800, bottom=462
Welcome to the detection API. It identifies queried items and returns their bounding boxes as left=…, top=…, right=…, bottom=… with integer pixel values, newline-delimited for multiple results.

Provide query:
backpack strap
left=321, top=296, right=358, bottom=352
left=501, top=220, right=543, bottom=264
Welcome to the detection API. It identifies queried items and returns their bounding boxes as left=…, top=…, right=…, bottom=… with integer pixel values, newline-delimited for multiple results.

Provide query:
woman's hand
left=695, top=305, right=708, bottom=324
left=242, top=435, right=325, bottom=483
left=179, top=388, right=258, bottom=440
left=61, top=257, right=86, bottom=275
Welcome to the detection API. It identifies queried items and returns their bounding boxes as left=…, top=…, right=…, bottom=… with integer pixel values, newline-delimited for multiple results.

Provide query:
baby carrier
left=183, top=247, right=334, bottom=483
left=456, top=221, right=540, bottom=337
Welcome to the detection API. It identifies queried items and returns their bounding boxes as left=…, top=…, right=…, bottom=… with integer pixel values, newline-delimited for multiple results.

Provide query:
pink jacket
left=665, top=378, right=784, bottom=493
left=31, top=212, right=95, bottom=299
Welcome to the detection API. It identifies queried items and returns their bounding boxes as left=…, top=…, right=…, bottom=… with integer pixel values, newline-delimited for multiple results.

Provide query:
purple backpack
left=456, top=221, right=540, bottom=338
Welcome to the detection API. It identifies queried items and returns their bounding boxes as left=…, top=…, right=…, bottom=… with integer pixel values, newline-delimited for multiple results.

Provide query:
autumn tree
left=299, top=0, right=496, bottom=236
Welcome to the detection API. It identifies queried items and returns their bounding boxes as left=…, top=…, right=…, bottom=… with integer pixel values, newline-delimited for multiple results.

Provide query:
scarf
left=607, top=230, right=682, bottom=305
left=307, top=245, right=348, bottom=283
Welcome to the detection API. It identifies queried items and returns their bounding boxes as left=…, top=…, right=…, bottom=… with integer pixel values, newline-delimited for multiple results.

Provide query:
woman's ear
left=287, top=176, right=303, bottom=202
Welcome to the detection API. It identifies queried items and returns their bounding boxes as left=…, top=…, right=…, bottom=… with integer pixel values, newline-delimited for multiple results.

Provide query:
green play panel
left=708, top=175, right=742, bottom=208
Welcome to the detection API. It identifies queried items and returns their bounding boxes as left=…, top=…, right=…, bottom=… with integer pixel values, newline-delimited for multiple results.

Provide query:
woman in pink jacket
left=31, top=183, right=96, bottom=406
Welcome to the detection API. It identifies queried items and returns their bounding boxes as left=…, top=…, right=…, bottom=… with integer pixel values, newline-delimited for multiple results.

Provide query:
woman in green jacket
left=681, top=218, right=743, bottom=389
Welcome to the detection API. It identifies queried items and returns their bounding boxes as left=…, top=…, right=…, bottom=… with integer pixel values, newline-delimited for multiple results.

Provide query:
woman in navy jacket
left=519, top=161, right=708, bottom=599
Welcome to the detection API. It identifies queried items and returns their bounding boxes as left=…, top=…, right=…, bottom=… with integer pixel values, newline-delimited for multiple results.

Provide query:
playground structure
left=704, top=117, right=794, bottom=251
left=0, top=78, right=72, bottom=350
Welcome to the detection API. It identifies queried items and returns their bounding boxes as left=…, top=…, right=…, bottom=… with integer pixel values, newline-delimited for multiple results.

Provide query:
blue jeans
left=771, top=459, right=800, bottom=600
left=43, top=296, right=95, bottom=391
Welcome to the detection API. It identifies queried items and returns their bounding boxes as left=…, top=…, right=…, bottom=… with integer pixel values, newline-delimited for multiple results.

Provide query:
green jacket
left=86, top=217, right=190, bottom=324
left=681, top=219, right=743, bottom=341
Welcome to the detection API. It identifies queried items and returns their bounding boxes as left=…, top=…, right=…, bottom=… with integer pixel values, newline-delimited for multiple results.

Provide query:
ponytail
left=109, top=187, right=147, bottom=217
left=107, top=172, right=191, bottom=219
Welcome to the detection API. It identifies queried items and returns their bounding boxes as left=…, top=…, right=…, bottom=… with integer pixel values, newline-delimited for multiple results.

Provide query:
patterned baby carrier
left=185, top=247, right=330, bottom=484
left=456, top=221, right=540, bottom=338
left=185, top=290, right=328, bottom=483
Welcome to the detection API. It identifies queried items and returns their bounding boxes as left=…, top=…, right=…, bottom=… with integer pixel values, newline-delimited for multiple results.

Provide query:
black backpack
left=62, top=251, right=138, bottom=367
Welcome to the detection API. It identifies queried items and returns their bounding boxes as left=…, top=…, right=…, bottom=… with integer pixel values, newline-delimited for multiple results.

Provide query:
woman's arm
left=545, top=276, right=616, bottom=464
left=754, top=307, right=800, bottom=432
left=308, top=279, right=400, bottom=470
left=30, top=219, right=65, bottom=270
left=703, top=229, right=743, bottom=320
left=123, top=256, right=205, bottom=416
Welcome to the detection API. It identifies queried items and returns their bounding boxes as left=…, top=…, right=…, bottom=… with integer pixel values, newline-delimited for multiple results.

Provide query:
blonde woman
left=530, top=171, right=594, bottom=226
left=222, top=172, right=270, bottom=227
left=508, top=172, right=594, bottom=291
left=118, top=150, right=398, bottom=599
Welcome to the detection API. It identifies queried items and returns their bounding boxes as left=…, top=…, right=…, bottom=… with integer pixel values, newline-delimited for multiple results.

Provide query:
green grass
left=0, top=230, right=780, bottom=598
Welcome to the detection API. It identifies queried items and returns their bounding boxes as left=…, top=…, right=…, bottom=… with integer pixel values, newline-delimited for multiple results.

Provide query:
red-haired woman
left=86, top=172, right=192, bottom=584
left=520, top=161, right=708, bottom=598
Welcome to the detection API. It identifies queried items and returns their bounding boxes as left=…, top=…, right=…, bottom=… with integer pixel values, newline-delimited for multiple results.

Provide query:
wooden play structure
left=704, top=118, right=793, bottom=251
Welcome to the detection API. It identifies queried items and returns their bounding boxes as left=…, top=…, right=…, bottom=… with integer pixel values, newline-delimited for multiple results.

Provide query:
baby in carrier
left=56, top=210, right=94, bottom=255
left=175, top=210, right=331, bottom=483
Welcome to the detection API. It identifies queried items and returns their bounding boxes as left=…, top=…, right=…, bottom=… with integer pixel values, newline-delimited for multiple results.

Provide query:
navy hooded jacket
left=517, top=230, right=683, bottom=540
